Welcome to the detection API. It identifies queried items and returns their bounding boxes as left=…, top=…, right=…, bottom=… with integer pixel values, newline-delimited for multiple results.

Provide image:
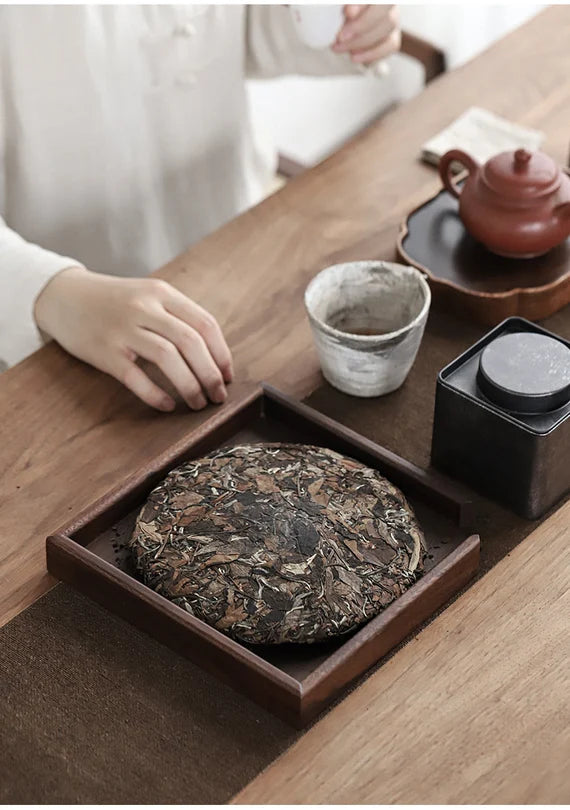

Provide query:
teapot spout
left=554, top=201, right=570, bottom=238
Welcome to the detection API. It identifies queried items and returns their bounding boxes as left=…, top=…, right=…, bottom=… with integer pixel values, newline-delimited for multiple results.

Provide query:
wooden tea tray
left=397, top=184, right=570, bottom=325
left=46, top=384, right=480, bottom=728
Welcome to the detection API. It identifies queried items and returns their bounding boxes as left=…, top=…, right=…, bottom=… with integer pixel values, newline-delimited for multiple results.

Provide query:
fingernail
left=339, top=27, right=353, bottom=43
left=190, top=395, right=207, bottom=411
left=161, top=396, right=176, bottom=412
left=224, top=365, right=234, bottom=384
left=212, top=385, right=227, bottom=404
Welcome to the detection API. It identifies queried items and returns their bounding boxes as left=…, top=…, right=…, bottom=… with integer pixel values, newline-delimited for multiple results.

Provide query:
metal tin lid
left=477, top=331, right=570, bottom=414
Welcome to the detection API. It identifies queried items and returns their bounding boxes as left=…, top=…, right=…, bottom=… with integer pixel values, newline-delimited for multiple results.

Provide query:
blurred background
left=248, top=3, right=544, bottom=173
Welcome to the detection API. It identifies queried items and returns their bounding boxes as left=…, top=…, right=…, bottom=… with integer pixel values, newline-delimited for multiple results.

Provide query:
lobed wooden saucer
left=397, top=185, right=570, bottom=325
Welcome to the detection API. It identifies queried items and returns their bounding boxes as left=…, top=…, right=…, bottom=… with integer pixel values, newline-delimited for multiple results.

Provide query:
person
left=0, top=4, right=400, bottom=410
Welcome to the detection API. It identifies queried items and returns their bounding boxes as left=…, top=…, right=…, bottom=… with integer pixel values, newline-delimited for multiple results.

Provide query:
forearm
left=0, top=216, right=82, bottom=367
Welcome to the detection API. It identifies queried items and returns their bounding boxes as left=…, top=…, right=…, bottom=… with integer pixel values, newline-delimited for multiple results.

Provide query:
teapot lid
left=482, top=148, right=561, bottom=200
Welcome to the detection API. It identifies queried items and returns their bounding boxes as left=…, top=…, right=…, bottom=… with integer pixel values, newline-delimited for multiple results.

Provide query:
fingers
left=115, top=354, right=177, bottom=413
left=162, top=288, right=234, bottom=385
left=334, top=4, right=399, bottom=60
left=133, top=331, right=209, bottom=411
left=343, top=5, right=367, bottom=22
left=350, top=28, right=401, bottom=64
left=114, top=277, right=234, bottom=412
left=146, top=312, right=227, bottom=404
left=343, top=20, right=397, bottom=55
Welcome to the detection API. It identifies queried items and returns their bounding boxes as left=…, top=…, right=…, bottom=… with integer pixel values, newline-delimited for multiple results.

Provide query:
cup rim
left=304, top=260, right=432, bottom=343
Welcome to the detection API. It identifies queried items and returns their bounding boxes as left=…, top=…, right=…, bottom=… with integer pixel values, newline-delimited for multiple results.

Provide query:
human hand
left=34, top=267, right=233, bottom=412
left=333, top=4, right=401, bottom=65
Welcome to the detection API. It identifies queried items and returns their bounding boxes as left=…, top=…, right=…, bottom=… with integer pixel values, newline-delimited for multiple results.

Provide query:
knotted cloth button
left=173, top=21, right=196, bottom=37
left=176, top=71, right=197, bottom=87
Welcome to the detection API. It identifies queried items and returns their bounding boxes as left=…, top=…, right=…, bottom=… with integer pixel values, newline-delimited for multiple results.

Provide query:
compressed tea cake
left=130, top=444, right=426, bottom=645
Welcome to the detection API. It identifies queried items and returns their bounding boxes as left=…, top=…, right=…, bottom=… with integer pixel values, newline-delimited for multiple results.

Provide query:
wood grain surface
left=232, top=498, right=570, bottom=805
left=1, top=6, right=569, bottom=632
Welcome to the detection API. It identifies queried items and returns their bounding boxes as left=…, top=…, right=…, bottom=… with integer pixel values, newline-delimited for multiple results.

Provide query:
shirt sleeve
left=0, top=216, right=80, bottom=368
left=246, top=5, right=389, bottom=79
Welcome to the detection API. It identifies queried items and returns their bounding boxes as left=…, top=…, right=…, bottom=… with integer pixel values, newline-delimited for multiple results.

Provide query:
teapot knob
left=514, top=148, right=532, bottom=170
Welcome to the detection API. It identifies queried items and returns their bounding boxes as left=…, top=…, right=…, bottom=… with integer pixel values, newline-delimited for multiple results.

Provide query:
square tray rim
left=299, top=532, right=479, bottom=694
left=46, top=382, right=480, bottom=725
left=46, top=532, right=303, bottom=698
left=46, top=528, right=479, bottom=703
left=53, top=383, right=477, bottom=536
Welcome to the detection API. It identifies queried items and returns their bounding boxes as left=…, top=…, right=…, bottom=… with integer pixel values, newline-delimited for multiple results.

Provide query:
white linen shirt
left=0, top=4, right=371, bottom=368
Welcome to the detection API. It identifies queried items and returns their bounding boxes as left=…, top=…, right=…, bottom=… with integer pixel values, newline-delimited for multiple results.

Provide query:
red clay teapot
left=439, top=147, right=570, bottom=258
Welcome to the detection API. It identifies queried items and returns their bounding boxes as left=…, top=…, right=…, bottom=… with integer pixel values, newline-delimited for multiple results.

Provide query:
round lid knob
left=514, top=148, right=532, bottom=167
left=482, top=149, right=561, bottom=200
left=477, top=332, right=570, bottom=414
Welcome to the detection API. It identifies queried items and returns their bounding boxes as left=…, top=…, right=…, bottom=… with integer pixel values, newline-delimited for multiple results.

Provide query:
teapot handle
left=439, top=149, right=480, bottom=199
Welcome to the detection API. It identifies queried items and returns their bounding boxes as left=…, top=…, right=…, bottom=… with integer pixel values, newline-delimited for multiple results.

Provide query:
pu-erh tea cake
left=129, top=443, right=426, bottom=645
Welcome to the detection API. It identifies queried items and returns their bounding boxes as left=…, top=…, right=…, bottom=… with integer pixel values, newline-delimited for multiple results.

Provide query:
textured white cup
left=289, top=5, right=345, bottom=49
left=304, top=261, right=431, bottom=397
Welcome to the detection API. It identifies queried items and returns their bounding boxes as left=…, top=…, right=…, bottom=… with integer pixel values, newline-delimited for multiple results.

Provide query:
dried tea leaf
left=129, top=443, right=426, bottom=645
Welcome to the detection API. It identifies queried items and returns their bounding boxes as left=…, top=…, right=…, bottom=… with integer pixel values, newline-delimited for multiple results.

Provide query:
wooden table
left=1, top=6, right=569, bottom=803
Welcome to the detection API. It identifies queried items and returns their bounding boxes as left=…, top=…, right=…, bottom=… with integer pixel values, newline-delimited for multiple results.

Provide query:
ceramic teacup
left=289, top=5, right=345, bottom=49
left=304, top=261, right=431, bottom=397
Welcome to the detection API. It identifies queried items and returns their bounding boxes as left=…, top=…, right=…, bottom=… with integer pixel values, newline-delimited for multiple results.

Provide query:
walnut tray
left=46, top=384, right=479, bottom=728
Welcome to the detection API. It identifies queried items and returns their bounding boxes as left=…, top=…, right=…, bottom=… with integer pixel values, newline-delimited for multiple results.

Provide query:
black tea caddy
left=431, top=317, right=570, bottom=519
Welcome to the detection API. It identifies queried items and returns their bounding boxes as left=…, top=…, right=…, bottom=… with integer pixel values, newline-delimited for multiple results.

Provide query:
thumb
left=344, top=5, right=367, bottom=21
